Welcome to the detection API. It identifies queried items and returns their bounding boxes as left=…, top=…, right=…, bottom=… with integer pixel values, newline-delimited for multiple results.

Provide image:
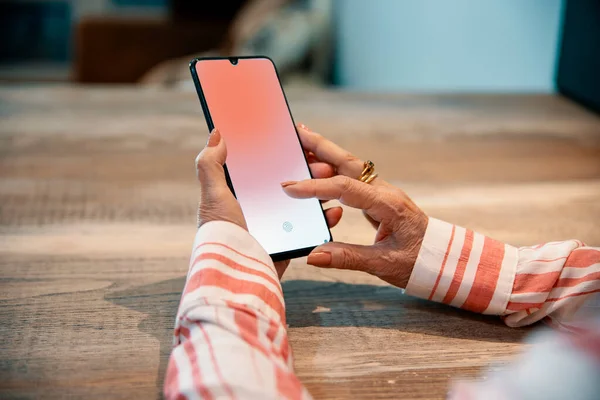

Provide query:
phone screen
left=193, top=57, right=331, bottom=258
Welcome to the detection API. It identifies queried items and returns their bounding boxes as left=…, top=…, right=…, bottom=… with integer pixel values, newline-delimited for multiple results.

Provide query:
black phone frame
left=189, top=55, right=333, bottom=262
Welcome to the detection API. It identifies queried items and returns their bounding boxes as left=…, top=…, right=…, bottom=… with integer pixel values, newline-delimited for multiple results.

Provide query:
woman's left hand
left=195, top=128, right=343, bottom=279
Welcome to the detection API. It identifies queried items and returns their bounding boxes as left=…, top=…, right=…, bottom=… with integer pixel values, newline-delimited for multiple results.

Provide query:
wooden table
left=1, top=86, right=599, bottom=399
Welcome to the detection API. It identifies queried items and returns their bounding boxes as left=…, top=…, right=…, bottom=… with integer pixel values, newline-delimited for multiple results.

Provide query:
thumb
left=306, top=242, right=379, bottom=272
left=195, top=128, right=228, bottom=190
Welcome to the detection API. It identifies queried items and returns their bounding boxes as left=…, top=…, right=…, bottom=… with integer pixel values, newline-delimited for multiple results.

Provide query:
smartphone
left=190, top=56, right=332, bottom=261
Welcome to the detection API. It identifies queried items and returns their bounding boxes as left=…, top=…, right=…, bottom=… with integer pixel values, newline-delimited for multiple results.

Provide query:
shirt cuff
left=405, top=218, right=518, bottom=315
left=177, top=221, right=284, bottom=324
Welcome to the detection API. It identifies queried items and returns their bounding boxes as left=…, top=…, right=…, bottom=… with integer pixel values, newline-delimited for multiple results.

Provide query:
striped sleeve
left=504, top=241, right=600, bottom=327
left=164, top=221, right=312, bottom=400
left=405, top=218, right=600, bottom=327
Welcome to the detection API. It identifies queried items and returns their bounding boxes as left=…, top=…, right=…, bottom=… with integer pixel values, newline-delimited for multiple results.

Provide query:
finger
left=306, top=242, right=379, bottom=272
left=309, top=162, right=335, bottom=205
left=324, top=206, right=343, bottom=228
left=297, top=124, right=364, bottom=178
left=195, top=128, right=229, bottom=193
left=309, top=162, right=335, bottom=179
left=282, top=175, right=386, bottom=219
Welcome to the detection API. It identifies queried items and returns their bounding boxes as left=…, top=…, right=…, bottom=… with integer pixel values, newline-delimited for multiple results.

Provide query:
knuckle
left=343, top=153, right=360, bottom=165
left=195, top=151, right=209, bottom=171
left=358, top=180, right=377, bottom=198
left=333, top=175, right=352, bottom=190
left=387, top=190, right=409, bottom=211
left=197, top=160, right=222, bottom=181
left=340, top=247, right=360, bottom=268
left=379, top=201, right=402, bottom=223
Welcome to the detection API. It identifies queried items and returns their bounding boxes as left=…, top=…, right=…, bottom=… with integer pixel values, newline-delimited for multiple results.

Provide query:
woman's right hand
left=287, top=124, right=429, bottom=288
left=297, top=124, right=393, bottom=229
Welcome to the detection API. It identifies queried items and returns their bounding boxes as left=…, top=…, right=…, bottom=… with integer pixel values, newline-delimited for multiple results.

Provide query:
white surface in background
left=336, top=0, right=564, bottom=92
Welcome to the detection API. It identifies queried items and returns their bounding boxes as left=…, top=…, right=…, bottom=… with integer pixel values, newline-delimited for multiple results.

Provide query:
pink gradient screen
left=195, top=58, right=331, bottom=255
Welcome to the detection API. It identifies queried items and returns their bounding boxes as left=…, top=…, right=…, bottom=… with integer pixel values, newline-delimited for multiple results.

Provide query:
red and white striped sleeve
left=164, top=221, right=312, bottom=400
left=405, top=218, right=600, bottom=327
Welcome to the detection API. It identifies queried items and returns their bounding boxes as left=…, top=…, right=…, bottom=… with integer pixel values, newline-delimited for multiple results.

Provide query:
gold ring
left=358, top=160, right=378, bottom=184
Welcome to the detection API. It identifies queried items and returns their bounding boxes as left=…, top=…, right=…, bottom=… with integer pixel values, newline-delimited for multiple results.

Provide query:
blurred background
left=0, top=0, right=598, bottom=108
left=1, top=4, right=599, bottom=399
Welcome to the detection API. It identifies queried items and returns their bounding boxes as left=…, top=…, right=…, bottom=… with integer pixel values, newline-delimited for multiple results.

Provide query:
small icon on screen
left=324, top=239, right=329, bottom=243
left=282, top=221, right=293, bottom=232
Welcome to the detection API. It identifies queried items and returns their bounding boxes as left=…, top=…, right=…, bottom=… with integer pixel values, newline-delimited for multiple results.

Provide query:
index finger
left=297, top=125, right=364, bottom=179
left=282, top=175, right=387, bottom=220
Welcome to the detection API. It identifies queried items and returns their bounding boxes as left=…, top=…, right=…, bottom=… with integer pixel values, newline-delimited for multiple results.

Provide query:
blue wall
left=335, top=0, right=564, bottom=92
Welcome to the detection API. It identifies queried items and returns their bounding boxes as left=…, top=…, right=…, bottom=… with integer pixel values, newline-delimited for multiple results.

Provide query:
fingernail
left=307, top=252, right=331, bottom=266
left=298, top=123, right=311, bottom=131
left=280, top=181, right=297, bottom=188
left=207, top=129, right=221, bottom=147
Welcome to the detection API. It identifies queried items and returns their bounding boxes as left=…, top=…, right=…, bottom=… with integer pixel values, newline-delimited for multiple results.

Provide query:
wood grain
left=1, top=87, right=599, bottom=399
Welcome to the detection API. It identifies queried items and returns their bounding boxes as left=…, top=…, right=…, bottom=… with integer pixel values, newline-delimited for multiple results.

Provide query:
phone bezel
left=189, top=55, right=333, bottom=262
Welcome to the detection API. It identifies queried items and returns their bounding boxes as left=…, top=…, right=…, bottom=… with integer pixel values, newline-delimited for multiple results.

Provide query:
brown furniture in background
left=74, top=0, right=247, bottom=83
